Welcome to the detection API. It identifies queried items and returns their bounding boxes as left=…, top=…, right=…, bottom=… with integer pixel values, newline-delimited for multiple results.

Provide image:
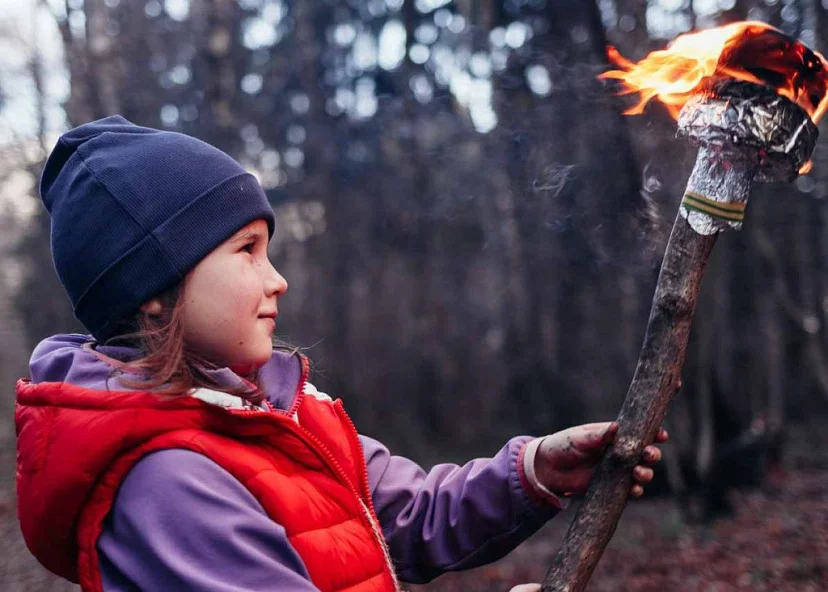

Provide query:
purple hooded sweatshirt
left=26, top=334, right=563, bottom=590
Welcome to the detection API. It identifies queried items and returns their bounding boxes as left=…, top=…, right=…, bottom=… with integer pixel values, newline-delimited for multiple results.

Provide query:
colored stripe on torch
left=681, top=192, right=746, bottom=222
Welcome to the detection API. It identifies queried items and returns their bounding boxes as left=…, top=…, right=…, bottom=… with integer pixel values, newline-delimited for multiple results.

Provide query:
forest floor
left=1, top=424, right=827, bottom=592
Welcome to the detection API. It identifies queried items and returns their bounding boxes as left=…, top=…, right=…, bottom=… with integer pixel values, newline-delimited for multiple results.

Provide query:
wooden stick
left=541, top=209, right=718, bottom=592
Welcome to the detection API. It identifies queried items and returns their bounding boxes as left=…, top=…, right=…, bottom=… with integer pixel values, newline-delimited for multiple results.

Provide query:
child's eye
left=241, top=241, right=255, bottom=253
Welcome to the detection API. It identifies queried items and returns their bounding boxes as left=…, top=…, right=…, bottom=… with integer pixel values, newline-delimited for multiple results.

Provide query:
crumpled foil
left=677, top=80, right=818, bottom=183
left=675, top=80, right=819, bottom=235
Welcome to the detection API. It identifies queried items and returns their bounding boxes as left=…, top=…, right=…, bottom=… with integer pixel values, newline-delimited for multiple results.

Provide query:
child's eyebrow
left=230, top=229, right=255, bottom=244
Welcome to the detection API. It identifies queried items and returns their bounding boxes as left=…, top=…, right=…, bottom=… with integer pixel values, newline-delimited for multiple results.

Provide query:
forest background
left=2, top=0, right=828, bottom=589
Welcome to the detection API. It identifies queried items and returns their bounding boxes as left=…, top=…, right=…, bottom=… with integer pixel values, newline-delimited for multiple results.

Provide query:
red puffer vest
left=15, top=357, right=399, bottom=592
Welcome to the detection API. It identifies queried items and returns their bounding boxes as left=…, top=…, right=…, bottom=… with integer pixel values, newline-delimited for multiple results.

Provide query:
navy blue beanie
left=40, top=115, right=276, bottom=342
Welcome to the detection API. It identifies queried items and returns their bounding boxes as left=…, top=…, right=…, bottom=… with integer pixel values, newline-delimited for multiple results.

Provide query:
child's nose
left=265, top=267, right=288, bottom=296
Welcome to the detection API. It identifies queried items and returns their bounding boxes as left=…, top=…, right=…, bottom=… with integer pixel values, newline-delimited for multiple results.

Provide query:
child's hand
left=509, top=585, right=541, bottom=592
left=534, top=422, right=667, bottom=498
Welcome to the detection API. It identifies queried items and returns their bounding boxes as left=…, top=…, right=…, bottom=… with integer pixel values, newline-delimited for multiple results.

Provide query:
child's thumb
left=574, top=421, right=617, bottom=450
left=602, top=421, right=619, bottom=444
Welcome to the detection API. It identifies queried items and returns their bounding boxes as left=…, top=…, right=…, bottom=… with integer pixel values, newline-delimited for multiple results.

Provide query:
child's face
left=181, top=219, right=287, bottom=374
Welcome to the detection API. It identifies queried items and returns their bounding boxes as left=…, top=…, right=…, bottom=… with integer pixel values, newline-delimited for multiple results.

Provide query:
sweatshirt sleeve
left=97, top=449, right=319, bottom=591
left=360, top=434, right=563, bottom=584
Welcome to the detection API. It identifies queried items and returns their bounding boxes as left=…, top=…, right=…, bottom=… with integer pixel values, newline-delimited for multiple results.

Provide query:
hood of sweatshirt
left=15, top=333, right=304, bottom=581
left=27, top=333, right=302, bottom=408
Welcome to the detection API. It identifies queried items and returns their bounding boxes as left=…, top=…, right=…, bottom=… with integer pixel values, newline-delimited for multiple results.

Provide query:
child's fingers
left=641, top=445, right=662, bottom=464
left=656, top=428, right=669, bottom=443
left=633, top=465, right=654, bottom=483
left=508, top=585, right=541, bottom=592
left=631, top=484, right=644, bottom=498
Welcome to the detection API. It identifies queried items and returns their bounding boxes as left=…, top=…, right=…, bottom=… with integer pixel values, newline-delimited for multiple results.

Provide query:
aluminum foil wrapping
left=681, top=146, right=754, bottom=234
left=677, top=80, right=817, bottom=182
left=675, top=80, right=819, bottom=234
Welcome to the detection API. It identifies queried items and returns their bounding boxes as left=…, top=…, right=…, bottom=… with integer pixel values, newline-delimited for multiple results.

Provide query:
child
left=15, top=116, right=665, bottom=592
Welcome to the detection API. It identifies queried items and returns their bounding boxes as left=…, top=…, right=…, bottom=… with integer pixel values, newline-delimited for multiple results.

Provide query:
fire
left=600, top=21, right=828, bottom=124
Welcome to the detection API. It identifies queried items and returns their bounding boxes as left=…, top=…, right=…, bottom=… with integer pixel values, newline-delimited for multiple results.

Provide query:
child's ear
left=139, top=298, right=163, bottom=316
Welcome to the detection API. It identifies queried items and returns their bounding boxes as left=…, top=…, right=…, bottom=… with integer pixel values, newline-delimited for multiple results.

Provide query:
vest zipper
left=289, top=417, right=402, bottom=590
left=335, top=401, right=402, bottom=591
left=229, top=354, right=400, bottom=589
left=230, top=400, right=401, bottom=589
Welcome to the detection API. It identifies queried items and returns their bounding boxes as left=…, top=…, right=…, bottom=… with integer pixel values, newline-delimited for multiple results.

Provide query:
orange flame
left=600, top=21, right=828, bottom=124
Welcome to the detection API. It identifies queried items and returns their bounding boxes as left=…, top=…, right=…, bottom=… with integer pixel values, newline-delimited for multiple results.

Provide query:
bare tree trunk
left=693, top=318, right=715, bottom=481
left=30, top=0, right=48, bottom=156
left=195, top=0, right=240, bottom=139
left=799, top=0, right=819, bottom=46
left=760, top=275, right=784, bottom=431
left=753, top=225, right=828, bottom=403
left=85, top=0, right=121, bottom=115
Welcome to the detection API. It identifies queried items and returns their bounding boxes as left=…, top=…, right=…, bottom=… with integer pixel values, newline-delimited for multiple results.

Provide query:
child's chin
left=230, top=347, right=272, bottom=374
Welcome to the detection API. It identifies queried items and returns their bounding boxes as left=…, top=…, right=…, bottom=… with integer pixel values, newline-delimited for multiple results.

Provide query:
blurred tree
left=8, top=0, right=828, bottom=485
